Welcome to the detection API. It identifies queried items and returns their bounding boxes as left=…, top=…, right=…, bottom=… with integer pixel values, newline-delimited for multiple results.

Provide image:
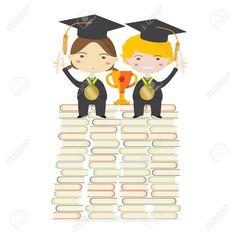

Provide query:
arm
left=158, top=67, right=178, bottom=88
left=133, top=80, right=143, bottom=99
left=62, top=65, right=82, bottom=88
left=96, top=80, right=107, bottom=100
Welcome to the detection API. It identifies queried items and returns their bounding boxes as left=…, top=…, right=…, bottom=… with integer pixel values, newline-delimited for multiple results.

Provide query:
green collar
left=86, top=77, right=98, bottom=85
left=142, top=77, right=153, bottom=85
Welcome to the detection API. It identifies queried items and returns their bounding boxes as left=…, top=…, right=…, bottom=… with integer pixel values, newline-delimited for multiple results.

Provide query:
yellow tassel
left=174, top=42, right=180, bottom=61
left=62, top=34, right=68, bottom=55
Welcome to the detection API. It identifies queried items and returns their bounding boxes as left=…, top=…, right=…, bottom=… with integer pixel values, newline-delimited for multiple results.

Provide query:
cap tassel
left=174, top=42, right=180, bottom=61
left=62, top=33, right=68, bottom=55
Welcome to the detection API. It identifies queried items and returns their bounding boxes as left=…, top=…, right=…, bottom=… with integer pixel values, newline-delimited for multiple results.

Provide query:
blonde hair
left=122, top=34, right=173, bottom=64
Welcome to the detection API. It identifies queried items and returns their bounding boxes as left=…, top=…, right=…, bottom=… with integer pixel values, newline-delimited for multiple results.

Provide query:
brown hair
left=70, top=37, right=117, bottom=70
left=70, top=37, right=117, bottom=56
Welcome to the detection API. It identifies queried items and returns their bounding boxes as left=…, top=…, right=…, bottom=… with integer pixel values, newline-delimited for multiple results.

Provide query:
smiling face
left=69, top=42, right=117, bottom=74
left=125, top=50, right=170, bottom=75
left=122, top=35, right=173, bottom=76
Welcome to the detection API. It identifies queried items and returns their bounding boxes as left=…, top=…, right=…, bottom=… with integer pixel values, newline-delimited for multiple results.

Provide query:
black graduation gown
left=63, top=66, right=107, bottom=116
left=133, top=67, right=178, bottom=116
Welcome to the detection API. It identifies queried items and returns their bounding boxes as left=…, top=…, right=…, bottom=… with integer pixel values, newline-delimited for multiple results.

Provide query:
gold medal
left=84, top=77, right=99, bottom=101
left=139, top=77, right=155, bottom=101
left=139, top=85, right=155, bottom=100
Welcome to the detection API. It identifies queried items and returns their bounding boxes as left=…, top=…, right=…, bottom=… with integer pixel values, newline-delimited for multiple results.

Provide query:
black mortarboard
left=126, top=19, right=185, bottom=42
left=60, top=14, right=124, bottom=39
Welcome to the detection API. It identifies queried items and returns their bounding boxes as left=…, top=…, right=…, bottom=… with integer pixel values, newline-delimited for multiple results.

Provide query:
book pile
left=52, top=104, right=180, bottom=220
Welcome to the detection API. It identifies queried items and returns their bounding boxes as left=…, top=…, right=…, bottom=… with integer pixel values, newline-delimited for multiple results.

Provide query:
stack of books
left=119, top=105, right=180, bottom=219
left=52, top=104, right=180, bottom=220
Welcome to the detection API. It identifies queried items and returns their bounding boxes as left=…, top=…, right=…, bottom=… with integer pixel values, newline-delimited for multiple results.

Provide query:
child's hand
left=176, top=51, right=187, bottom=73
left=53, top=52, right=68, bottom=74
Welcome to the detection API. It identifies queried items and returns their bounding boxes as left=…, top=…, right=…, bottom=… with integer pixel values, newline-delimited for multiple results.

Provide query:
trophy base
left=114, top=99, right=130, bottom=105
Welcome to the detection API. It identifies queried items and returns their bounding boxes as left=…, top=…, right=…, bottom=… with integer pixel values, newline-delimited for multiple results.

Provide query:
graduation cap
left=126, top=19, right=186, bottom=60
left=60, top=15, right=124, bottom=54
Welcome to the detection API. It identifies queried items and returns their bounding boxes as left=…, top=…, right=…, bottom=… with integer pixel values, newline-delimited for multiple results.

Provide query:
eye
left=156, top=57, right=160, bottom=61
left=136, top=57, right=141, bottom=61
left=101, top=56, right=106, bottom=59
left=80, top=55, right=85, bottom=58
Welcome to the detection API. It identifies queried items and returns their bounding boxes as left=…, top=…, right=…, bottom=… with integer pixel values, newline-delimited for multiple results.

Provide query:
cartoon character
left=122, top=19, right=186, bottom=118
left=57, top=15, right=124, bottom=118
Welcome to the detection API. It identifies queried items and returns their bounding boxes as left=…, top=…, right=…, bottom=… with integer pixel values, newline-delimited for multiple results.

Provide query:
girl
left=58, top=15, right=123, bottom=118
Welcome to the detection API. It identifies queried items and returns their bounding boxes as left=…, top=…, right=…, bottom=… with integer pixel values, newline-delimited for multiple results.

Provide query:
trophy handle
left=106, top=73, right=116, bottom=88
left=127, top=73, right=138, bottom=88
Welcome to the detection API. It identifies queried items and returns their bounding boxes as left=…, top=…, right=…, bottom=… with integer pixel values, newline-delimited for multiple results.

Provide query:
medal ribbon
left=142, top=77, right=153, bottom=85
left=86, top=77, right=98, bottom=86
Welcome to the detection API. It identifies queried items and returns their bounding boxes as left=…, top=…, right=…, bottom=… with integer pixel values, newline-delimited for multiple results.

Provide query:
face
left=69, top=42, right=117, bottom=73
left=125, top=50, right=170, bottom=75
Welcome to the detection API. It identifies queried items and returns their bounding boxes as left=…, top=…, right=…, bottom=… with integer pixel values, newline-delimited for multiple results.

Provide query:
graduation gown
left=133, top=67, right=178, bottom=116
left=63, top=66, right=107, bottom=116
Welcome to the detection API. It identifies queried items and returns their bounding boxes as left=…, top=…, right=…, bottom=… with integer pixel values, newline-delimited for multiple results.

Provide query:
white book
left=121, top=126, right=149, bottom=133
left=151, top=184, right=178, bottom=191
left=152, top=190, right=179, bottom=197
left=55, top=191, right=82, bottom=197
left=86, top=205, right=114, bottom=212
left=63, top=141, right=90, bottom=147
left=51, top=198, right=80, bottom=205
left=56, top=205, right=83, bottom=212
left=90, top=126, right=117, bottom=133
left=89, top=155, right=116, bottom=162
left=147, top=119, right=175, bottom=126
left=59, top=133, right=86, bottom=140
left=60, top=126, right=88, bottom=133
left=121, top=184, right=149, bottom=191
left=150, top=126, right=177, bottom=133
left=89, top=162, right=116, bottom=169
left=61, top=169, right=88, bottom=176
left=149, top=162, right=177, bottom=169
left=121, top=133, right=148, bottom=140
left=124, top=140, right=150, bottom=147
left=121, top=212, right=177, bottom=219
left=148, top=147, right=176, bottom=154
left=57, top=176, right=85, bottom=183
left=152, top=169, right=180, bottom=176
left=120, top=191, right=147, bottom=197
left=149, top=133, right=177, bottom=140
left=122, top=198, right=176, bottom=205
left=60, top=147, right=88, bottom=154
left=53, top=212, right=81, bottom=219
left=90, top=198, right=117, bottom=205
left=152, top=140, right=180, bottom=147
left=148, top=176, right=175, bottom=183
left=90, top=133, right=117, bottom=140
left=88, top=184, right=115, bottom=191
left=122, top=155, right=150, bottom=162
left=56, top=162, right=84, bottom=169
left=92, top=140, right=120, bottom=147
left=91, top=148, right=119, bottom=154
left=151, top=155, right=178, bottom=162
left=57, top=155, right=84, bottom=162
left=88, top=191, right=115, bottom=197
left=88, top=212, right=116, bottom=219
left=120, top=148, right=147, bottom=154
left=120, top=162, right=147, bottom=169
left=61, top=119, right=89, bottom=126
left=54, top=183, right=82, bottom=191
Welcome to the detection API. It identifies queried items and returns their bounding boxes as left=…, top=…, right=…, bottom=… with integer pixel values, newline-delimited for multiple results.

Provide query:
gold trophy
left=106, top=71, right=138, bottom=105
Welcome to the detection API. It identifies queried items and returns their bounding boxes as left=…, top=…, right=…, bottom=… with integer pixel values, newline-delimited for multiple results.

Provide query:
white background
left=0, top=0, right=235, bottom=235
